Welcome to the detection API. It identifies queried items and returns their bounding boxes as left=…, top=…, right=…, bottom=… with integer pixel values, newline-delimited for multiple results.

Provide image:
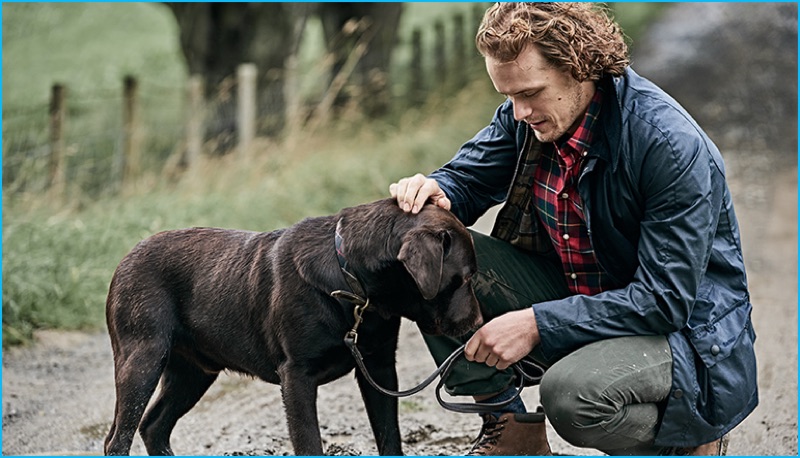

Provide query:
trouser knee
left=539, top=336, right=672, bottom=452
left=540, top=363, right=603, bottom=448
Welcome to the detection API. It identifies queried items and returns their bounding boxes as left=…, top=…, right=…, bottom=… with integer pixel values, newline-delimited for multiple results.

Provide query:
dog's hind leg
left=104, top=339, right=171, bottom=455
left=138, top=353, right=218, bottom=455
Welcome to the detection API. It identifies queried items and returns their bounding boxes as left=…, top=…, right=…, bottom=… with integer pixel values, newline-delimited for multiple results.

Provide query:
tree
left=165, top=3, right=307, bottom=151
left=318, top=3, right=403, bottom=117
left=164, top=3, right=403, bottom=153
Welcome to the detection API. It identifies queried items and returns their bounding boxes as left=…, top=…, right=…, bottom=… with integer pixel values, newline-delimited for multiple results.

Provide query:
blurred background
left=1, top=3, right=796, bottom=346
left=2, top=3, right=797, bottom=455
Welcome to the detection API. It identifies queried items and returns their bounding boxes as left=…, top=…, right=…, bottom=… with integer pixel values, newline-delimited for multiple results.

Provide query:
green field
left=2, top=3, right=666, bottom=346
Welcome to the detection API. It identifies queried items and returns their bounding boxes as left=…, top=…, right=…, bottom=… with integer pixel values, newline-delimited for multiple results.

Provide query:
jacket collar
left=592, top=71, right=625, bottom=173
left=522, top=71, right=626, bottom=174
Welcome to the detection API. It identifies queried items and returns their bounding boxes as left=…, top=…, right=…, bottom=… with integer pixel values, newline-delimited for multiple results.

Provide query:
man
left=390, top=3, right=757, bottom=456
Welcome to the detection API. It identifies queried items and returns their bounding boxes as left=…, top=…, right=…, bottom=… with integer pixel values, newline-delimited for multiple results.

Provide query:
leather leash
left=331, top=220, right=546, bottom=414
left=345, top=330, right=544, bottom=414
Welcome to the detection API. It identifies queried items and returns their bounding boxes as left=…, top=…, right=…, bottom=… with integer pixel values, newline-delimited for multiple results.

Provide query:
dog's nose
left=472, top=312, right=484, bottom=329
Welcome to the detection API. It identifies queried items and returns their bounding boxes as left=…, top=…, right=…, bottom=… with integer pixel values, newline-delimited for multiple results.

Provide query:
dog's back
left=105, top=226, right=303, bottom=376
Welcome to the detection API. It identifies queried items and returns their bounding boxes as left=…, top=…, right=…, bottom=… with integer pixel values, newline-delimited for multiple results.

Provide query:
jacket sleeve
left=532, top=116, right=724, bottom=362
left=428, top=101, right=521, bottom=226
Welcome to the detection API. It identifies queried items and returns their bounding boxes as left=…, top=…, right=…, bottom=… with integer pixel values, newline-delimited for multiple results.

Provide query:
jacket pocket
left=688, top=300, right=752, bottom=367
left=686, top=300, right=758, bottom=425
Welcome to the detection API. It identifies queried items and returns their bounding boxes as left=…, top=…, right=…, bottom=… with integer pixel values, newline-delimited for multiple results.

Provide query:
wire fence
left=2, top=7, right=487, bottom=199
left=3, top=78, right=184, bottom=196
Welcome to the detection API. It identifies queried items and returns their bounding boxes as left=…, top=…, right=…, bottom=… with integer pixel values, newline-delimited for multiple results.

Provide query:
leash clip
left=347, top=299, right=370, bottom=344
left=352, top=300, right=369, bottom=326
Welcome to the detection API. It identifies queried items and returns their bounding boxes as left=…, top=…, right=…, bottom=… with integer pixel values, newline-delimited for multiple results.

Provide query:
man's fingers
left=486, top=354, right=501, bottom=368
left=403, top=174, right=427, bottom=213
left=414, top=179, right=440, bottom=214
left=465, top=327, right=514, bottom=370
left=390, top=178, right=412, bottom=211
left=435, top=195, right=452, bottom=210
left=464, top=334, right=481, bottom=362
left=465, top=332, right=494, bottom=365
left=391, top=174, right=450, bottom=214
left=392, top=174, right=425, bottom=213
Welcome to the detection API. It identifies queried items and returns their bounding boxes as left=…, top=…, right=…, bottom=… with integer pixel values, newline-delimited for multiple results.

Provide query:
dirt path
left=2, top=147, right=797, bottom=456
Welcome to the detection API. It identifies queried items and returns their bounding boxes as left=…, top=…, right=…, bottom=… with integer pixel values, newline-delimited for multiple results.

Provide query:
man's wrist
left=529, top=306, right=542, bottom=348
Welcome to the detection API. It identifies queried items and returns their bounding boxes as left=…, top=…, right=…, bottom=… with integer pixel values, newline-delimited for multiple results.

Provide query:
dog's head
left=394, top=204, right=483, bottom=337
left=337, top=199, right=483, bottom=337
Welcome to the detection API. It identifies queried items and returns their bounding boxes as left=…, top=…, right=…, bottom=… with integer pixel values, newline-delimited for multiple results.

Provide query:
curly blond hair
left=476, top=2, right=630, bottom=81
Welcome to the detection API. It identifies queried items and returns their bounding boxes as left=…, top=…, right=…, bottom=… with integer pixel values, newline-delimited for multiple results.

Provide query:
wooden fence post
left=453, top=13, right=466, bottom=89
left=472, top=4, right=485, bottom=72
left=121, top=75, right=140, bottom=186
left=237, top=63, right=257, bottom=157
left=473, top=3, right=485, bottom=40
left=185, top=74, right=205, bottom=168
left=48, top=83, right=66, bottom=192
left=409, top=28, right=424, bottom=107
left=434, top=20, right=447, bottom=90
left=284, top=54, right=301, bottom=139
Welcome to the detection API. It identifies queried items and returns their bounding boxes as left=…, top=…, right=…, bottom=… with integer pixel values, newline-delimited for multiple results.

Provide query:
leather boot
left=467, top=411, right=552, bottom=456
left=662, top=435, right=729, bottom=456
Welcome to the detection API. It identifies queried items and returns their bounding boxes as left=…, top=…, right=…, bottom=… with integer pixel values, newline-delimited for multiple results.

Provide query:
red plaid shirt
left=532, top=88, right=617, bottom=295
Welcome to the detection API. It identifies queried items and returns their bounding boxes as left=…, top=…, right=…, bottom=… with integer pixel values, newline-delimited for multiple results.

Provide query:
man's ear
left=397, top=228, right=447, bottom=300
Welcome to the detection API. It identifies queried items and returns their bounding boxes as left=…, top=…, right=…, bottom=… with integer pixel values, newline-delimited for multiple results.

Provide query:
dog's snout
left=473, top=312, right=484, bottom=329
left=439, top=291, right=484, bottom=336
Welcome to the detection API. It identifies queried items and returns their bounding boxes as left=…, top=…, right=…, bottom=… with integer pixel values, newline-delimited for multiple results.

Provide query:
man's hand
left=389, top=173, right=451, bottom=214
left=464, top=308, right=541, bottom=370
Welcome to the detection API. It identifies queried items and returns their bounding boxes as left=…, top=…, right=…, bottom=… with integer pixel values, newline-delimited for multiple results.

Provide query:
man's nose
left=512, top=100, right=532, bottom=122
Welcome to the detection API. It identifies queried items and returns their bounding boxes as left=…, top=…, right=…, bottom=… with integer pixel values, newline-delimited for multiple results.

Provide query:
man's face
left=486, top=45, right=596, bottom=143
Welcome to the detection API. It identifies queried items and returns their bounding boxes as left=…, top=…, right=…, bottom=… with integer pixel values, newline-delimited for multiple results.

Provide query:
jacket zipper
left=577, top=158, right=625, bottom=285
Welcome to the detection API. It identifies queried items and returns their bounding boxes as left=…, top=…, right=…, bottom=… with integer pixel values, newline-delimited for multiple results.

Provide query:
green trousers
left=422, top=230, right=570, bottom=395
left=422, top=230, right=673, bottom=454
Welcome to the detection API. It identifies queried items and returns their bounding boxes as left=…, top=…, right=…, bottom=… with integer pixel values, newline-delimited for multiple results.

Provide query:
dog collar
left=332, top=219, right=370, bottom=303
left=331, top=219, right=372, bottom=344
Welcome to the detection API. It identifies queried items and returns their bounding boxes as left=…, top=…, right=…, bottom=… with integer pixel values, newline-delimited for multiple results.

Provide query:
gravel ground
left=2, top=3, right=798, bottom=456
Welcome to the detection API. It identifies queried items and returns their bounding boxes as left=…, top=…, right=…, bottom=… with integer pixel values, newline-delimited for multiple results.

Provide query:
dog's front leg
left=279, top=365, right=324, bottom=456
left=355, top=362, right=403, bottom=456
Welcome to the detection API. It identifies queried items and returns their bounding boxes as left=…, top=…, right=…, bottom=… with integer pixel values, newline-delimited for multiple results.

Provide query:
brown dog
left=103, top=198, right=483, bottom=456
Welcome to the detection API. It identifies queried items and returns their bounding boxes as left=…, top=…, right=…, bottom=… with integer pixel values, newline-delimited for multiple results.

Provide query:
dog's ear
left=397, top=228, right=448, bottom=300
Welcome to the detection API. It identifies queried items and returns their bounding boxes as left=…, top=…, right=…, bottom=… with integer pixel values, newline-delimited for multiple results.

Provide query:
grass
left=3, top=3, right=186, bottom=194
left=2, top=3, right=666, bottom=346
left=2, top=3, right=184, bottom=109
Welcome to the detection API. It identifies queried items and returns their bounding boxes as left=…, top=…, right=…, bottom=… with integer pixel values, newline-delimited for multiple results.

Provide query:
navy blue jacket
left=429, top=68, right=757, bottom=446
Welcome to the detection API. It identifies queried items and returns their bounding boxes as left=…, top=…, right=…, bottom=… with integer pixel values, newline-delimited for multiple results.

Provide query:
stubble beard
left=532, top=127, right=558, bottom=143
left=531, top=81, right=588, bottom=143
